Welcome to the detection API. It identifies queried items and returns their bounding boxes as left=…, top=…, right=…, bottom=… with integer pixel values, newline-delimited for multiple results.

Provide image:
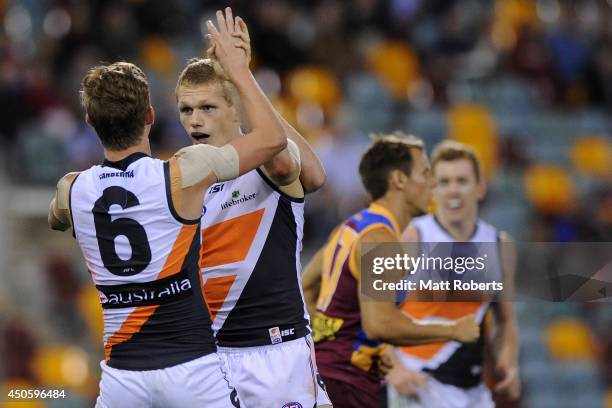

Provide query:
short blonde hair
left=431, top=140, right=482, bottom=181
left=175, top=58, right=237, bottom=105
left=81, top=62, right=150, bottom=150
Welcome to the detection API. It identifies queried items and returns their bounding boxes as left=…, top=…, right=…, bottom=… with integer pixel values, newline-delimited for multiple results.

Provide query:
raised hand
left=206, top=7, right=249, bottom=80
left=231, top=16, right=251, bottom=65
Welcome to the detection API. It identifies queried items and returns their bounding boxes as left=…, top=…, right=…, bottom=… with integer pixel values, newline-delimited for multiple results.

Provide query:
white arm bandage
left=176, top=143, right=240, bottom=188
left=286, top=138, right=301, bottom=169
left=56, top=172, right=79, bottom=210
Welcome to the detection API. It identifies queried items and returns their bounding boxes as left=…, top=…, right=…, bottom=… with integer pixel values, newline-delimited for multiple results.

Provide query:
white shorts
left=96, top=353, right=239, bottom=408
left=218, top=335, right=331, bottom=408
left=387, top=377, right=493, bottom=408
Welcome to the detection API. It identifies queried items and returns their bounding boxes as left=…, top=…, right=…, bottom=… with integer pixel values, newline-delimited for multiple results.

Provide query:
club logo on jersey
left=281, top=403, right=302, bottom=408
left=269, top=326, right=282, bottom=344
left=209, top=184, right=224, bottom=194
left=220, top=192, right=258, bottom=210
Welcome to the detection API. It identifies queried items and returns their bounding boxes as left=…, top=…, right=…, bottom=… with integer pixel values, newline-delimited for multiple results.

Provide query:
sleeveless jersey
left=398, top=214, right=502, bottom=388
left=200, top=169, right=309, bottom=347
left=70, top=153, right=216, bottom=370
left=313, top=203, right=400, bottom=397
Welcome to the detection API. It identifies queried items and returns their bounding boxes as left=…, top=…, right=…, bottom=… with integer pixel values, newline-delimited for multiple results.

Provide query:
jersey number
left=317, top=226, right=356, bottom=310
left=93, top=186, right=151, bottom=276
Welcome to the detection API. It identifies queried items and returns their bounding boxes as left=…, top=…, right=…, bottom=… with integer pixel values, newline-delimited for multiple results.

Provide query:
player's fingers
left=494, top=373, right=514, bottom=392
left=204, top=44, right=215, bottom=58
left=225, top=7, right=234, bottom=33
left=216, top=10, right=226, bottom=34
left=206, top=20, right=219, bottom=37
left=237, top=17, right=250, bottom=41
left=396, top=382, right=418, bottom=396
left=231, top=31, right=248, bottom=43
left=414, top=372, right=428, bottom=385
left=233, top=40, right=248, bottom=51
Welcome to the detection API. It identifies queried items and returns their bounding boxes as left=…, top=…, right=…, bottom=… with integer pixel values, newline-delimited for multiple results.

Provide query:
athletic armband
left=175, top=144, right=239, bottom=187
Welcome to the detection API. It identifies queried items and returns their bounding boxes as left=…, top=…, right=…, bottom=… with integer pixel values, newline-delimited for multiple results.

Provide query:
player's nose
left=190, top=111, right=206, bottom=129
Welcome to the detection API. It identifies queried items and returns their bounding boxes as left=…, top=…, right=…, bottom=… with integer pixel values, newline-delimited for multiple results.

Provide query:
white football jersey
left=398, top=214, right=502, bottom=389
left=200, top=169, right=310, bottom=347
left=70, top=153, right=216, bottom=370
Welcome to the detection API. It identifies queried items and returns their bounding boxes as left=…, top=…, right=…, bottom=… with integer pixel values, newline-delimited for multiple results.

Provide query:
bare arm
left=302, top=248, right=324, bottom=319
left=207, top=9, right=286, bottom=175
left=231, top=16, right=326, bottom=191
left=273, top=114, right=326, bottom=192
left=490, top=231, right=520, bottom=398
left=358, top=228, right=480, bottom=346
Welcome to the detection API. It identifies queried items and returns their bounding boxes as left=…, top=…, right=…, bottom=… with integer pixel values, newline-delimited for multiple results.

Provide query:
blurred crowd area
left=0, top=0, right=611, bottom=407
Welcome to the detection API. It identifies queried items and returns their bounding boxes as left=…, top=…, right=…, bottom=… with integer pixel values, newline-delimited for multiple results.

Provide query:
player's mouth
left=191, top=132, right=210, bottom=144
left=447, top=198, right=463, bottom=210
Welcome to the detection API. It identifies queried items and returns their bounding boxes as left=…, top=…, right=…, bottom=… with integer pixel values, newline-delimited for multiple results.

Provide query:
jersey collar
left=102, top=152, right=149, bottom=171
left=368, top=203, right=401, bottom=236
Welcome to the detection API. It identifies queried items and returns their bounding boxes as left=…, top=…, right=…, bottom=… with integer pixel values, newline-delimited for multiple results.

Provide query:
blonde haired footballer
left=386, top=140, right=520, bottom=408
left=175, top=9, right=331, bottom=408
left=48, top=11, right=289, bottom=406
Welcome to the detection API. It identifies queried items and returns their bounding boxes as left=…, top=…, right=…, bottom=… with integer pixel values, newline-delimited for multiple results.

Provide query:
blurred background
left=0, top=0, right=610, bottom=407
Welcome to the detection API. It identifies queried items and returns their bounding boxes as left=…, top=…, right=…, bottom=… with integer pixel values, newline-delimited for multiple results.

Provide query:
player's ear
left=85, top=113, right=92, bottom=127
left=477, top=176, right=487, bottom=200
left=389, top=169, right=407, bottom=191
left=146, top=106, right=155, bottom=125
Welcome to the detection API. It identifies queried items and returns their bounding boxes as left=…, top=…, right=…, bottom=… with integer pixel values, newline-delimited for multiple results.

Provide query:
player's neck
left=104, top=134, right=151, bottom=162
left=373, top=196, right=411, bottom=233
left=437, top=212, right=478, bottom=241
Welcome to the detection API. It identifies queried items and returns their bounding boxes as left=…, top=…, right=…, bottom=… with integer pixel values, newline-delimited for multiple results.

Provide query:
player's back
left=313, top=203, right=400, bottom=396
left=70, top=152, right=216, bottom=370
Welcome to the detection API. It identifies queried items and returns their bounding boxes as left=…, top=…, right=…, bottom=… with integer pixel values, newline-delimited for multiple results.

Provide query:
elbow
left=267, top=158, right=295, bottom=182
left=269, top=129, right=287, bottom=155
left=303, top=169, right=326, bottom=193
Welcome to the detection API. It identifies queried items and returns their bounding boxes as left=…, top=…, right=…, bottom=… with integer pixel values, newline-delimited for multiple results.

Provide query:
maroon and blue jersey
left=313, top=203, right=400, bottom=396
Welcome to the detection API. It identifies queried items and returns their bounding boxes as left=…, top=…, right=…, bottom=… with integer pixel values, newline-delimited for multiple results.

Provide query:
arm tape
left=56, top=172, right=78, bottom=210
left=286, top=138, right=301, bottom=168
left=176, top=143, right=240, bottom=187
